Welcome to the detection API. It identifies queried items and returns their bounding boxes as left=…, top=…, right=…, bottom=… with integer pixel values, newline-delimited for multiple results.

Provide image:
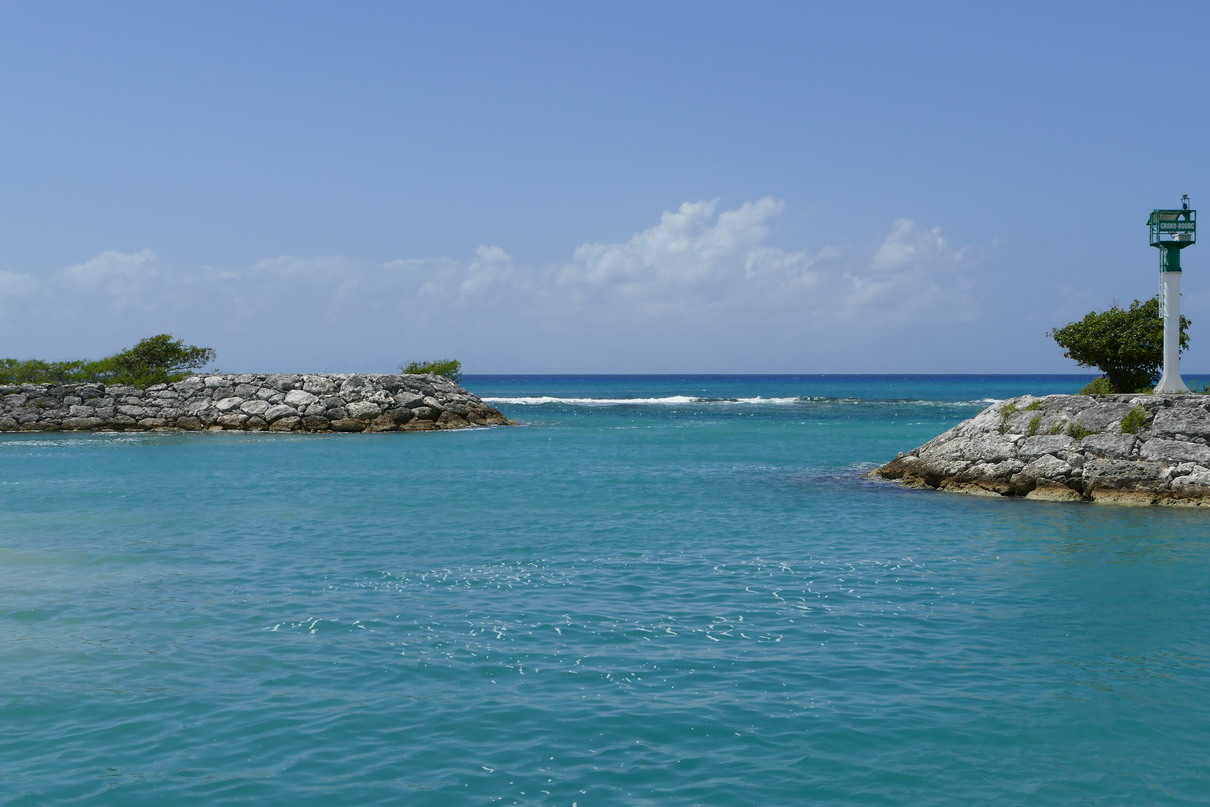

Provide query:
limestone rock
left=1140, top=438, right=1210, bottom=465
left=263, top=404, right=297, bottom=423
left=0, top=374, right=510, bottom=435
left=240, top=400, right=270, bottom=416
left=871, top=393, right=1210, bottom=507
left=346, top=400, right=381, bottom=419
left=1081, top=433, right=1137, bottom=459
left=284, top=389, right=318, bottom=408
left=302, top=375, right=337, bottom=395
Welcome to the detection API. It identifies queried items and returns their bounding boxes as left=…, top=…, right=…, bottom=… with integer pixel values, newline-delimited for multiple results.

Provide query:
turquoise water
left=4, top=374, right=1210, bottom=805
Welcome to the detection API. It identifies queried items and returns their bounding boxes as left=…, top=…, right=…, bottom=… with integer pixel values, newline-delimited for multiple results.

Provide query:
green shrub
left=1120, top=405, right=1152, bottom=434
left=1023, top=399, right=1044, bottom=411
left=1067, top=422, right=1094, bottom=440
left=1028, top=414, right=1042, bottom=435
left=0, top=335, right=213, bottom=389
left=998, top=402, right=1017, bottom=433
left=100, top=335, right=214, bottom=388
left=401, top=359, right=463, bottom=383
left=0, top=358, right=100, bottom=385
left=1080, top=376, right=1116, bottom=395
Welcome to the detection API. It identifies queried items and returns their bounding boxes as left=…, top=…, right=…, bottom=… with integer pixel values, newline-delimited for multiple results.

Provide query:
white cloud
left=63, top=248, right=160, bottom=284
left=0, top=198, right=980, bottom=371
left=551, top=199, right=974, bottom=328
left=835, top=218, right=976, bottom=323
left=871, top=218, right=946, bottom=272
left=460, top=245, right=515, bottom=296
left=561, top=197, right=785, bottom=291
left=0, top=269, right=38, bottom=297
left=59, top=249, right=164, bottom=311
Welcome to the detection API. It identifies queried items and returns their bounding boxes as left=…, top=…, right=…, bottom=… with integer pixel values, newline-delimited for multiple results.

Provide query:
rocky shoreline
left=0, top=373, right=511, bottom=433
left=871, top=393, right=1210, bottom=506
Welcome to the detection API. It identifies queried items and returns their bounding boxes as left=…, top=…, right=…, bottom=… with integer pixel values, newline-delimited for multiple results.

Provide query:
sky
left=1, top=1, right=1208, bottom=374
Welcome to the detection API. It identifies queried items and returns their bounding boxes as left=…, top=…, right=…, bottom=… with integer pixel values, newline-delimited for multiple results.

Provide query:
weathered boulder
left=262, top=404, right=297, bottom=423
left=240, top=400, right=270, bottom=416
left=871, top=394, right=1210, bottom=506
left=346, top=400, right=381, bottom=420
left=0, top=373, right=511, bottom=434
left=284, top=389, right=319, bottom=408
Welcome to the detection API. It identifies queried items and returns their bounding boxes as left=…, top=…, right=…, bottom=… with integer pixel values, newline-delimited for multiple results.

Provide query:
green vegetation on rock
left=1049, top=296, right=1188, bottom=393
left=1067, top=422, right=1094, bottom=440
left=1120, top=405, right=1152, bottom=435
left=998, top=402, right=1017, bottom=433
left=0, top=335, right=214, bottom=389
left=1079, top=376, right=1118, bottom=395
left=400, top=359, right=463, bottom=383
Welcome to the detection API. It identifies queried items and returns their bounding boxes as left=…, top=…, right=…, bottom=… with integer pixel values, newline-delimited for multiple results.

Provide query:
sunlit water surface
left=3, top=375, right=1209, bottom=805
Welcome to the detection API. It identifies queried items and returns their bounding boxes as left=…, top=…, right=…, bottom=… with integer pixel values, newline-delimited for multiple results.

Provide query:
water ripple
left=4, top=396, right=1210, bottom=805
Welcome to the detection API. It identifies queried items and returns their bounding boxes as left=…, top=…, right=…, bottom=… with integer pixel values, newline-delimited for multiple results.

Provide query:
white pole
left=1155, top=269, right=1189, bottom=393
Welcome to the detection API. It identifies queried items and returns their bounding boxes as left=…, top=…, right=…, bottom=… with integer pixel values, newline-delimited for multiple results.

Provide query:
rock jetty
left=871, top=393, right=1210, bottom=506
left=0, top=373, right=511, bottom=433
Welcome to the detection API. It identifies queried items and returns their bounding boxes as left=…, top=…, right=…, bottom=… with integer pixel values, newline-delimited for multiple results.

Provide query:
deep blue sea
left=5, top=374, right=1210, bottom=805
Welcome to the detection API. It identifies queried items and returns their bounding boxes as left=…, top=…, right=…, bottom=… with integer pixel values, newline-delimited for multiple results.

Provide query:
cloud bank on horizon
left=0, top=198, right=978, bottom=374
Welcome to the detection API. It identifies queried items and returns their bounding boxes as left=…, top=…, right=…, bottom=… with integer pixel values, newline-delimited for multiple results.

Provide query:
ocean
left=3, top=374, right=1209, bottom=805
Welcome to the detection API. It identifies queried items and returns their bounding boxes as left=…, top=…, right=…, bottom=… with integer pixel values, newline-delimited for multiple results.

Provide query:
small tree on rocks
left=0, top=334, right=214, bottom=388
left=1048, top=297, right=1188, bottom=393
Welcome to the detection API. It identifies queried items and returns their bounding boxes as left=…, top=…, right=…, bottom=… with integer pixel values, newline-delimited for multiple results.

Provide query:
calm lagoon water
left=4, top=375, right=1210, bottom=805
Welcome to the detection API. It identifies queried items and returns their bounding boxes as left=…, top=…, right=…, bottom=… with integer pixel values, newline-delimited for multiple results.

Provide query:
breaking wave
left=482, top=395, right=999, bottom=408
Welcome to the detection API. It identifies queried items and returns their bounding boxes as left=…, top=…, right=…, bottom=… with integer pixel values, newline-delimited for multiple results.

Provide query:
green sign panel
left=1158, top=221, right=1196, bottom=232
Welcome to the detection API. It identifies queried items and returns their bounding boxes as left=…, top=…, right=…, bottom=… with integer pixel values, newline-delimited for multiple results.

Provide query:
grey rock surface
left=0, top=374, right=511, bottom=434
left=871, top=394, right=1210, bottom=506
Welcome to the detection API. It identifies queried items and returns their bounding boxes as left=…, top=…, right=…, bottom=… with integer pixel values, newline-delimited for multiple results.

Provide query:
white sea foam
left=729, top=397, right=802, bottom=405
left=0, top=434, right=153, bottom=449
left=481, top=395, right=988, bottom=407
left=482, top=396, right=701, bottom=406
left=481, top=395, right=818, bottom=406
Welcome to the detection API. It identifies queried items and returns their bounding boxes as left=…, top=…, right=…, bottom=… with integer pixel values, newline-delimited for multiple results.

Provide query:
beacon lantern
left=1148, top=196, right=1196, bottom=393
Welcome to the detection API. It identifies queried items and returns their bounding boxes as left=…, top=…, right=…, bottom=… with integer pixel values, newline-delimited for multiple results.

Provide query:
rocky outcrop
left=871, top=394, right=1210, bottom=506
left=0, top=373, right=511, bottom=433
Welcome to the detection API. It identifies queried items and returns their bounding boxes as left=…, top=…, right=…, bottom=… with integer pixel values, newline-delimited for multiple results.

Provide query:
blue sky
left=1, top=1, right=1207, bottom=374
